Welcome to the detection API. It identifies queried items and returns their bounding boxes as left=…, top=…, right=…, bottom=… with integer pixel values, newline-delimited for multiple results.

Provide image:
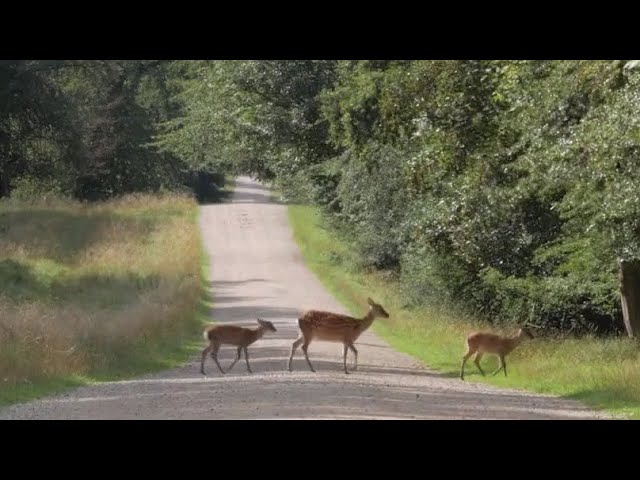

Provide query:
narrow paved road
left=0, top=177, right=610, bottom=419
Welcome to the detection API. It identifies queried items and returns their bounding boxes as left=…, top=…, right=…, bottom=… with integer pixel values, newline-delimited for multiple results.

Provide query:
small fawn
left=460, top=327, right=533, bottom=381
left=200, top=318, right=277, bottom=375
left=288, top=297, right=390, bottom=374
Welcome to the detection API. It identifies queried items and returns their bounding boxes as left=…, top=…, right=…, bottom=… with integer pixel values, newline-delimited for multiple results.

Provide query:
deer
left=200, top=318, right=277, bottom=375
left=460, top=327, right=534, bottom=381
left=288, top=297, right=390, bottom=374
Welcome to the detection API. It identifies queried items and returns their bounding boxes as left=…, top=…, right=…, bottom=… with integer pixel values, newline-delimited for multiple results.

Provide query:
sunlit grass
left=0, top=193, right=209, bottom=405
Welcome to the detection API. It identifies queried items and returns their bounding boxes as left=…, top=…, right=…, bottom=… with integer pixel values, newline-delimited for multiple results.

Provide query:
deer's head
left=257, top=318, right=277, bottom=332
left=518, top=327, right=534, bottom=339
left=367, top=297, right=390, bottom=318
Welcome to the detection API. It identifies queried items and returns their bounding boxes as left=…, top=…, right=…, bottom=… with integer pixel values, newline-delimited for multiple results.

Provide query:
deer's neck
left=504, top=333, right=524, bottom=353
left=249, top=326, right=266, bottom=344
left=357, top=308, right=376, bottom=332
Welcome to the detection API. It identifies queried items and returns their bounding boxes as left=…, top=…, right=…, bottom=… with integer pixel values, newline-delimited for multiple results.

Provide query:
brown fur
left=460, top=327, right=534, bottom=380
left=200, top=318, right=277, bottom=375
left=288, top=297, right=390, bottom=374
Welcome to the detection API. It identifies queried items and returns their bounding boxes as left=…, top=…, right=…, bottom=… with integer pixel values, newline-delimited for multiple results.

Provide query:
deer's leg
left=288, top=336, right=304, bottom=372
left=348, top=343, right=358, bottom=371
left=474, top=352, right=485, bottom=376
left=501, top=355, right=507, bottom=377
left=200, top=344, right=212, bottom=375
left=301, top=339, right=315, bottom=373
left=491, top=355, right=504, bottom=376
left=243, top=346, right=252, bottom=374
left=210, top=342, right=225, bottom=375
left=460, top=349, right=473, bottom=380
left=227, top=346, right=242, bottom=372
left=343, top=344, right=349, bottom=374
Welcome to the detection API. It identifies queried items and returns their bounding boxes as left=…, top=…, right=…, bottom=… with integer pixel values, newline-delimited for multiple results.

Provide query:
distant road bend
left=0, top=177, right=610, bottom=419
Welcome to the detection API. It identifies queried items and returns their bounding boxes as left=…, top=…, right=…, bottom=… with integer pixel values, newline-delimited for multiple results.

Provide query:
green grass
left=288, top=204, right=640, bottom=420
left=0, top=193, right=212, bottom=406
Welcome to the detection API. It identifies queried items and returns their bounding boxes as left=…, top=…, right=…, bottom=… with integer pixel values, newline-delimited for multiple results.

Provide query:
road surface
left=0, top=177, right=611, bottom=419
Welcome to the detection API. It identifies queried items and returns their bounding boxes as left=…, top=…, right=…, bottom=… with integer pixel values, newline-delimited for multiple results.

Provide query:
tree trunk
left=0, top=170, right=9, bottom=198
left=619, top=258, right=640, bottom=337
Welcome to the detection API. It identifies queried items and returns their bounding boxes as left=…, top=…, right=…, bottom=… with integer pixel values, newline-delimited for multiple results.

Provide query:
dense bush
left=332, top=142, right=410, bottom=270
left=204, top=59, right=638, bottom=335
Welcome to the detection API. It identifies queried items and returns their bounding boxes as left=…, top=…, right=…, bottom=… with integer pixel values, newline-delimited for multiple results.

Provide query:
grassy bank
left=288, top=204, right=640, bottom=419
left=0, top=193, right=209, bottom=405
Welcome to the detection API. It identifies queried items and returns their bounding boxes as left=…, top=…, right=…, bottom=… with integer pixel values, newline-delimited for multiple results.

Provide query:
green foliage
left=155, top=60, right=337, bottom=187
left=8, top=177, right=71, bottom=203
left=332, top=142, right=410, bottom=270
left=1, top=60, right=228, bottom=202
left=158, top=59, right=634, bottom=335
left=9, top=59, right=640, bottom=336
left=219, top=59, right=638, bottom=335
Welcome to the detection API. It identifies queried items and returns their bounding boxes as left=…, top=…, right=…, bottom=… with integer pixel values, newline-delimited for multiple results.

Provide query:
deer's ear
left=367, top=297, right=374, bottom=306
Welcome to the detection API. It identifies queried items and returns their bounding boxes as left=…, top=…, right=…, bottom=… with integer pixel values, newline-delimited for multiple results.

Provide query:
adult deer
left=460, top=327, right=534, bottom=380
left=200, top=318, right=277, bottom=375
left=288, top=297, right=390, bottom=374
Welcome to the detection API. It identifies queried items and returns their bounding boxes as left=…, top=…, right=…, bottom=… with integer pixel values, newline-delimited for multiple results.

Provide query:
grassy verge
left=288, top=204, right=640, bottom=419
left=0, top=193, right=210, bottom=406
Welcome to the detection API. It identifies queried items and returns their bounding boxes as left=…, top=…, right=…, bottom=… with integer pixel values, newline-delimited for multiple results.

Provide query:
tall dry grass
left=0, top=193, right=203, bottom=395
